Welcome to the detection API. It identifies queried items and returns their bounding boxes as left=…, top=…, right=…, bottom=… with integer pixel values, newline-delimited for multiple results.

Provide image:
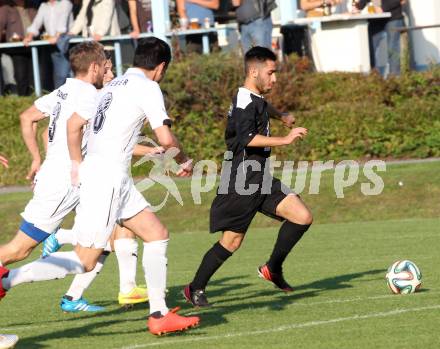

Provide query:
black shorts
left=210, top=177, right=294, bottom=234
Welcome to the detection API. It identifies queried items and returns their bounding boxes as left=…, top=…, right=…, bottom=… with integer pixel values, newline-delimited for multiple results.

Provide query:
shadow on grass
left=13, top=269, right=388, bottom=347
left=176, top=268, right=387, bottom=330
left=14, top=318, right=145, bottom=349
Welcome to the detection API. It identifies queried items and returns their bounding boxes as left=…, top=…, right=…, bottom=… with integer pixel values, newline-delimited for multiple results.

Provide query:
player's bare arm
left=67, top=113, right=88, bottom=163
left=153, top=125, right=193, bottom=176
left=20, top=105, right=47, bottom=181
left=0, top=155, right=8, bottom=168
left=266, top=102, right=295, bottom=127
left=133, top=144, right=164, bottom=156
left=247, top=127, right=308, bottom=148
left=41, top=126, right=49, bottom=152
left=67, top=113, right=88, bottom=186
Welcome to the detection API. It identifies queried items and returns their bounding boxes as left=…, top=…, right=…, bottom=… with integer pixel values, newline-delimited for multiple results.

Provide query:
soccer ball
left=386, top=260, right=422, bottom=294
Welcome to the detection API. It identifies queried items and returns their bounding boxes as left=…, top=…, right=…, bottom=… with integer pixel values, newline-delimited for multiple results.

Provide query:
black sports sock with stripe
left=267, top=221, right=310, bottom=273
left=190, top=242, right=232, bottom=291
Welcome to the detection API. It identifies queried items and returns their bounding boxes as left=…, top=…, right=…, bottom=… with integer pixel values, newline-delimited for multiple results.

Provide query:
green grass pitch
left=0, top=161, right=439, bottom=348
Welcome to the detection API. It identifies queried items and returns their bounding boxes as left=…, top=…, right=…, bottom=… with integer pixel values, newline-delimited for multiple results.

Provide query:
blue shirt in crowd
left=185, top=1, right=214, bottom=25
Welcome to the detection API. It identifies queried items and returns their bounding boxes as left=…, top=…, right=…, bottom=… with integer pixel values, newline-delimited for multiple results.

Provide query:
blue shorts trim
left=19, top=220, right=50, bottom=243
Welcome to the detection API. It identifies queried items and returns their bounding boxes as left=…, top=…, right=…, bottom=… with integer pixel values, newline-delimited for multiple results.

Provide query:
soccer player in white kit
left=42, top=57, right=153, bottom=312
left=0, top=155, right=18, bottom=349
left=0, top=43, right=146, bottom=313
left=0, top=37, right=200, bottom=335
left=0, top=41, right=106, bottom=276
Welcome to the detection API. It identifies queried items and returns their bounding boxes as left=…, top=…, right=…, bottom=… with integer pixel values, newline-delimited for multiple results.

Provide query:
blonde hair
left=69, top=41, right=106, bottom=76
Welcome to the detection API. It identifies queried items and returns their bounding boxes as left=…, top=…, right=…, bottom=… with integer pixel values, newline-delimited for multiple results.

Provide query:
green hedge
left=1, top=53, right=439, bottom=185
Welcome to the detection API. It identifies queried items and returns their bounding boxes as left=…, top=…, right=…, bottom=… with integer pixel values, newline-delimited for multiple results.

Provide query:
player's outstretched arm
left=153, top=125, right=193, bottom=177
left=20, top=105, right=47, bottom=181
left=133, top=145, right=164, bottom=157
left=247, top=127, right=308, bottom=148
left=266, top=102, right=295, bottom=127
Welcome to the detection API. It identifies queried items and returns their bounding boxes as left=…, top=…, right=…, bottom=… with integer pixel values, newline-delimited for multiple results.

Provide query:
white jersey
left=34, top=78, right=98, bottom=169
left=22, top=78, right=96, bottom=233
left=86, top=68, right=170, bottom=169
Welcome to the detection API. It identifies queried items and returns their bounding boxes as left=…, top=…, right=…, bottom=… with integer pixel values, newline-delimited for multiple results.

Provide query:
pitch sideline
left=119, top=304, right=440, bottom=349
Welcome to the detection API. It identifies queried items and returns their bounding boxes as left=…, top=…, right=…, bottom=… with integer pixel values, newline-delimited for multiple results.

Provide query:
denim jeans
left=371, top=18, right=403, bottom=77
left=371, top=28, right=388, bottom=76
left=385, top=18, right=404, bottom=76
left=240, top=16, right=273, bottom=53
left=51, top=48, right=70, bottom=89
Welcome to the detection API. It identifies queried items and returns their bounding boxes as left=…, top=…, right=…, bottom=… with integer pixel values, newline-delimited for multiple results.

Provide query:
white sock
left=114, top=238, right=138, bottom=294
left=3, top=251, right=84, bottom=289
left=65, top=253, right=108, bottom=300
left=142, top=239, right=169, bottom=315
left=56, top=228, right=77, bottom=246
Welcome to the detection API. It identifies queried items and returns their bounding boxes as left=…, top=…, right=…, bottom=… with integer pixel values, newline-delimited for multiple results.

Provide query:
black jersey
left=225, top=87, right=271, bottom=163
left=211, top=87, right=292, bottom=233
left=219, top=87, right=272, bottom=194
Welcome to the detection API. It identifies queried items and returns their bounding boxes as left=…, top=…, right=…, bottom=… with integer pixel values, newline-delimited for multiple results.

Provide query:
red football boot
left=147, top=307, right=200, bottom=336
left=0, top=266, right=9, bottom=300
left=258, top=264, right=294, bottom=292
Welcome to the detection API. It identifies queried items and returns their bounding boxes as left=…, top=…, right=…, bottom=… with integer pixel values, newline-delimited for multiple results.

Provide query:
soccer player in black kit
left=183, top=46, right=313, bottom=307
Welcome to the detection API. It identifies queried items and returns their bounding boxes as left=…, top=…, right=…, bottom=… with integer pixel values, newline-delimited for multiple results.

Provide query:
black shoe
left=183, top=284, right=211, bottom=307
left=258, top=264, right=294, bottom=292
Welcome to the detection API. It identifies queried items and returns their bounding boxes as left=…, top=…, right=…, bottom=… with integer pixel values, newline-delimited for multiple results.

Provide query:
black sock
left=190, top=241, right=232, bottom=291
left=267, top=221, right=311, bottom=273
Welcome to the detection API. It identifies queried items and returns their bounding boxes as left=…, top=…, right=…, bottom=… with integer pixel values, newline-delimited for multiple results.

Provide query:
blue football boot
left=41, top=233, right=61, bottom=258
left=60, top=296, right=105, bottom=313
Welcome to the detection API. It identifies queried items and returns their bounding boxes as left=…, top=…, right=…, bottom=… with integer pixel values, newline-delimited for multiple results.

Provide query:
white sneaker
left=0, top=334, right=18, bottom=349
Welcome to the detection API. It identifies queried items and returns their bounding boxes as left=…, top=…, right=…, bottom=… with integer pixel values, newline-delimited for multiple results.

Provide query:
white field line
left=181, top=291, right=440, bottom=316
left=0, top=291, right=437, bottom=332
left=118, top=304, right=440, bottom=349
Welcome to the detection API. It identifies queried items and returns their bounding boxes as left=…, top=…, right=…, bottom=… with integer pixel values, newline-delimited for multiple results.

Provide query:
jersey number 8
left=93, top=92, right=113, bottom=134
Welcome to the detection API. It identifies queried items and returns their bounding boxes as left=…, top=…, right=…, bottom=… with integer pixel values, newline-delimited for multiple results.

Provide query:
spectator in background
left=176, top=0, right=219, bottom=53
left=71, top=0, right=81, bottom=18
left=233, top=0, right=277, bottom=53
left=69, top=0, right=120, bottom=40
left=0, top=0, right=36, bottom=95
left=128, top=0, right=151, bottom=38
left=357, top=0, right=404, bottom=76
left=1, top=53, right=17, bottom=94
left=23, top=0, right=72, bottom=89
left=299, top=0, right=343, bottom=17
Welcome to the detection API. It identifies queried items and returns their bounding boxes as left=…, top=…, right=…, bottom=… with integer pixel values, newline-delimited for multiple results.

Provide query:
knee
left=115, top=226, right=136, bottom=240
left=220, top=237, right=243, bottom=253
left=82, top=260, right=98, bottom=273
left=157, top=226, right=169, bottom=240
left=293, top=209, right=313, bottom=226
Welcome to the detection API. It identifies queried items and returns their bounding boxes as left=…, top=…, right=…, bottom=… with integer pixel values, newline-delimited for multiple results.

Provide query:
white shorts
left=21, top=164, right=79, bottom=234
left=74, top=158, right=150, bottom=249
